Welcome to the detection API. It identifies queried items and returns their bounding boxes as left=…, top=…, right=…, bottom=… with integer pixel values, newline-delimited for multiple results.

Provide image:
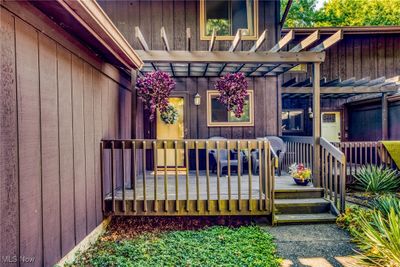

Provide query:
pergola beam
left=135, top=26, right=149, bottom=51
left=270, top=30, right=295, bottom=52
left=249, top=30, right=267, bottom=52
left=136, top=50, right=326, bottom=64
left=160, top=26, right=175, bottom=76
left=282, top=85, right=399, bottom=94
left=309, top=30, right=343, bottom=52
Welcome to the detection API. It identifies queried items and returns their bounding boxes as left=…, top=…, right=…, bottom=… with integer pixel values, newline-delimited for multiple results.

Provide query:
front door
left=321, top=111, right=341, bottom=142
left=156, top=97, right=185, bottom=168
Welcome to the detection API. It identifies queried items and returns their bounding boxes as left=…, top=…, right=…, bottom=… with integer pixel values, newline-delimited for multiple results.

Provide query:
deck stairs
left=273, top=182, right=338, bottom=225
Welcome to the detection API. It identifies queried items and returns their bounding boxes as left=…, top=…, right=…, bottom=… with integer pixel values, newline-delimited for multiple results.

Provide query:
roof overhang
left=282, top=26, right=400, bottom=36
left=30, top=0, right=143, bottom=70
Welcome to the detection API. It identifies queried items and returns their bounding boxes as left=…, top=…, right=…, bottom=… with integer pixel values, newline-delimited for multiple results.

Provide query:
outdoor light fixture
left=194, top=93, right=201, bottom=106
left=308, top=107, right=314, bottom=119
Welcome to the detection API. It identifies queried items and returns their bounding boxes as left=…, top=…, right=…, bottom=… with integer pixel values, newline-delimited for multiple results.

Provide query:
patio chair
left=208, top=136, right=244, bottom=175
left=252, top=136, right=286, bottom=176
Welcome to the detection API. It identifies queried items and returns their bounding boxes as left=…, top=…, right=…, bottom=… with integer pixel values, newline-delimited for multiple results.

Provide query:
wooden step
left=274, top=198, right=331, bottom=214
left=274, top=213, right=337, bottom=224
left=275, top=188, right=324, bottom=199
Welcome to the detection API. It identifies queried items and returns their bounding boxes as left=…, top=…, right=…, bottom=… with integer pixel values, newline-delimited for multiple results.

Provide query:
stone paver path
left=262, top=224, right=361, bottom=267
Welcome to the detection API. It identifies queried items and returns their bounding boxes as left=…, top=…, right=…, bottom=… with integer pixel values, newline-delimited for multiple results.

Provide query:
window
left=288, top=64, right=307, bottom=73
left=200, top=0, right=258, bottom=40
left=282, top=110, right=304, bottom=132
left=207, top=90, right=254, bottom=126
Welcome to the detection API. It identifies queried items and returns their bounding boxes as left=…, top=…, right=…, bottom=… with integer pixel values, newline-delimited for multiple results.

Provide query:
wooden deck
left=105, top=172, right=313, bottom=201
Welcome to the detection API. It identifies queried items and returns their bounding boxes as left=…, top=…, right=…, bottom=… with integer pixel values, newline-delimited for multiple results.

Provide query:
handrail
left=320, top=137, right=346, bottom=213
left=320, top=138, right=345, bottom=163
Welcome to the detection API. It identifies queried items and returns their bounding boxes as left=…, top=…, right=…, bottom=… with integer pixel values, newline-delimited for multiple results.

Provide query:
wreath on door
left=160, top=105, right=179, bottom=124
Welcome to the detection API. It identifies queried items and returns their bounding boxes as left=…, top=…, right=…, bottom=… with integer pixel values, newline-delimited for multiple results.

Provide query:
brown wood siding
left=0, top=9, right=19, bottom=267
left=283, top=34, right=400, bottom=83
left=0, top=4, right=132, bottom=266
left=99, top=0, right=280, bottom=141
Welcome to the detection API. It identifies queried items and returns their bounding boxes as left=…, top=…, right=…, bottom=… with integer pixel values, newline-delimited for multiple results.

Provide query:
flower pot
left=293, top=177, right=310, bottom=186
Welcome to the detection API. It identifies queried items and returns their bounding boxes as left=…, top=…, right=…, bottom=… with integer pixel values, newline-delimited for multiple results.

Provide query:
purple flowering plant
left=136, top=71, right=176, bottom=121
left=214, top=72, right=248, bottom=118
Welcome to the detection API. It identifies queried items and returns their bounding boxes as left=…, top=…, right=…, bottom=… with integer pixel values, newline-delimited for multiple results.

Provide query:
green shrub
left=68, top=226, right=281, bottom=267
left=354, top=209, right=400, bottom=267
left=337, top=205, right=374, bottom=237
left=372, top=194, right=400, bottom=216
left=353, top=165, right=400, bottom=193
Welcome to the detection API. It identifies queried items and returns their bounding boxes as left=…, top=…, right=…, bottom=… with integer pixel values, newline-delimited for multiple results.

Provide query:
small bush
left=337, top=205, right=374, bottom=237
left=353, top=165, right=400, bottom=193
left=372, top=194, right=400, bottom=216
left=354, top=209, right=400, bottom=267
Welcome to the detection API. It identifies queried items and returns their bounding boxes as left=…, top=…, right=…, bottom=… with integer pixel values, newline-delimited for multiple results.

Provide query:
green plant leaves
left=353, top=165, right=400, bottom=194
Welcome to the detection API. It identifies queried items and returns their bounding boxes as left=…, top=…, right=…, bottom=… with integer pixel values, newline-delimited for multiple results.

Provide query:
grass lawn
left=68, top=218, right=281, bottom=267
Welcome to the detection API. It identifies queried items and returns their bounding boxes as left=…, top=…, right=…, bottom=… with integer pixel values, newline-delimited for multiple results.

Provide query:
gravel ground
left=261, top=223, right=358, bottom=267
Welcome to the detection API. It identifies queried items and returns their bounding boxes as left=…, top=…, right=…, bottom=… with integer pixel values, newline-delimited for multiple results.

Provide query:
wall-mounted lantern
left=194, top=93, right=201, bottom=106
left=308, top=107, right=314, bottom=119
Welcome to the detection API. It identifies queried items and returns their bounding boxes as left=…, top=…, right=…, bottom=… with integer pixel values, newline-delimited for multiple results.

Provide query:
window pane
left=282, top=110, right=304, bottom=132
left=205, top=0, right=254, bottom=36
left=211, top=97, right=228, bottom=122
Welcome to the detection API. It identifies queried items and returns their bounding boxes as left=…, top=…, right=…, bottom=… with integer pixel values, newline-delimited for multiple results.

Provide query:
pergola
left=282, top=76, right=400, bottom=99
left=132, top=27, right=344, bottom=186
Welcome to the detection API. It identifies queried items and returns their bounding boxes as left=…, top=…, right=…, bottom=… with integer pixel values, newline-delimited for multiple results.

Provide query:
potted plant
left=289, top=163, right=312, bottom=186
left=214, top=72, right=248, bottom=118
left=136, top=71, right=175, bottom=121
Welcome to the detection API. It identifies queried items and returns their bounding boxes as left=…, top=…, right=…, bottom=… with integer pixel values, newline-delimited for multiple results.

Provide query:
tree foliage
left=281, top=0, right=400, bottom=27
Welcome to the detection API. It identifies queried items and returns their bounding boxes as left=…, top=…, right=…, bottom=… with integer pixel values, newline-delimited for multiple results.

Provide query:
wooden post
left=382, top=93, right=388, bottom=140
left=131, top=69, right=138, bottom=139
left=312, top=63, right=321, bottom=187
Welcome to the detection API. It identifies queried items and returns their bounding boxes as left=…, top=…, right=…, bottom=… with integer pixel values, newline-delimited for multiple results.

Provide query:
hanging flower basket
left=214, top=72, right=248, bottom=118
left=135, top=71, right=176, bottom=121
left=160, top=105, right=179, bottom=124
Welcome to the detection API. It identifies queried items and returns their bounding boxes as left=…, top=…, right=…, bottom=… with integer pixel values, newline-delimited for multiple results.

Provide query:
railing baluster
left=111, top=141, right=115, bottom=212
left=206, top=141, right=211, bottom=211
left=340, top=160, right=346, bottom=213
left=321, top=147, right=325, bottom=197
left=195, top=141, right=200, bottom=212
left=174, top=141, right=179, bottom=212
left=334, top=158, right=338, bottom=208
left=122, top=141, right=126, bottom=212
left=153, top=141, right=158, bottom=212
left=324, top=148, right=329, bottom=198
left=163, top=141, right=168, bottom=212
left=237, top=140, right=242, bottom=211
left=185, top=141, right=190, bottom=212
left=258, top=141, right=263, bottom=211
left=142, top=141, right=147, bottom=212
left=216, top=141, right=221, bottom=211
left=131, top=141, right=137, bottom=212
left=264, top=141, right=269, bottom=211
left=329, top=153, right=333, bottom=201
left=247, top=141, right=252, bottom=211
left=227, top=140, right=232, bottom=212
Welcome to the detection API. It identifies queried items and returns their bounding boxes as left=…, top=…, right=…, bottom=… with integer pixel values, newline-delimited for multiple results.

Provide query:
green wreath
left=160, top=105, right=179, bottom=124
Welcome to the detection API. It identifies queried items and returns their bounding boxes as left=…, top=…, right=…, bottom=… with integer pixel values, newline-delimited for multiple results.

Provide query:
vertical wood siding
left=0, top=5, right=132, bottom=266
left=283, top=34, right=400, bottom=83
left=98, top=0, right=281, bottom=140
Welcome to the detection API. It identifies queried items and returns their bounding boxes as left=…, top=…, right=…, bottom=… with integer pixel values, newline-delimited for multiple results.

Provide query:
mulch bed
left=101, top=216, right=258, bottom=242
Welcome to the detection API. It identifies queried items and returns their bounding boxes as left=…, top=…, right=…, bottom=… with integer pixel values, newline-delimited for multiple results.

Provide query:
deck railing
left=101, top=139, right=277, bottom=216
left=321, top=137, right=346, bottom=213
left=333, top=141, right=395, bottom=184
left=281, top=136, right=314, bottom=172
